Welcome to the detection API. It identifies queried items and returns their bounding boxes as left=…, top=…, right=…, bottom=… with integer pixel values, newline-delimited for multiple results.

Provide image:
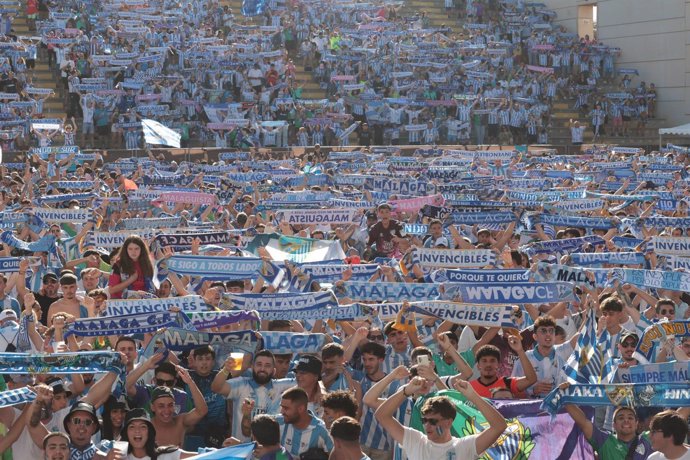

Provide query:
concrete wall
left=544, top=0, right=690, bottom=127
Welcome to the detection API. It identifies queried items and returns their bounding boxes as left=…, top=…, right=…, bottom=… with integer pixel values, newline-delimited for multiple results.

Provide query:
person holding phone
left=375, top=377, right=507, bottom=460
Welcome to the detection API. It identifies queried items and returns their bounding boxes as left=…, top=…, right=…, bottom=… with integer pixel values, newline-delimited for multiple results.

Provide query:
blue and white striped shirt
left=277, top=411, right=333, bottom=457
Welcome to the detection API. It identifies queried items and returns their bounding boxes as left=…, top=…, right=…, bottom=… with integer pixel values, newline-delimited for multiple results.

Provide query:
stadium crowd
left=0, top=142, right=687, bottom=460
left=0, top=0, right=658, bottom=150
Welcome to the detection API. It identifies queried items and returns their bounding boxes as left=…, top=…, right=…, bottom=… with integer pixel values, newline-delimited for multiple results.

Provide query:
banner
left=220, top=291, right=338, bottom=311
left=152, top=231, right=236, bottom=250
left=256, top=303, right=369, bottom=321
left=260, top=332, right=326, bottom=354
left=652, top=237, right=690, bottom=256
left=186, top=310, right=260, bottom=330
left=534, top=263, right=595, bottom=290
left=536, top=214, right=616, bottom=230
left=154, top=191, right=217, bottom=206
left=335, top=281, right=440, bottom=301
left=413, top=248, right=496, bottom=269
left=612, top=268, right=690, bottom=292
left=0, top=387, right=37, bottom=409
left=296, top=262, right=379, bottom=282
left=409, top=302, right=516, bottom=328
left=90, top=230, right=157, bottom=249
left=32, top=207, right=93, bottom=223
left=162, top=255, right=270, bottom=280
left=521, top=236, right=605, bottom=256
left=429, top=269, right=530, bottom=283
left=569, top=252, right=645, bottom=266
left=411, top=392, right=593, bottom=460
left=105, top=295, right=209, bottom=316
left=542, top=383, right=690, bottom=415
left=439, top=282, right=574, bottom=304
left=120, top=216, right=182, bottom=230
left=145, top=328, right=259, bottom=367
left=67, top=311, right=187, bottom=337
left=389, top=195, right=445, bottom=214
left=0, top=351, right=123, bottom=375
left=276, top=209, right=360, bottom=225
left=0, top=257, right=20, bottom=273
left=635, top=320, right=690, bottom=363
left=142, top=119, right=181, bottom=148
left=618, top=361, right=690, bottom=384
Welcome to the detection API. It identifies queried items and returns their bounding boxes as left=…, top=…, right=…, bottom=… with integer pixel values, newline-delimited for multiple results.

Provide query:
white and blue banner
left=220, top=291, right=338, bottom=311
left=439, top=282, right=574, bottom=304
left=0, top=351, right=124, bottom=375
left=0, top=257, right=20, bottom=273
left=534, top=262, right=595, bottom=290
left=449, top=211, right=516, bottom=225
left=144, top=328, right=259, bottom=366
left=187, top=310, right=260, bottom=330
left=120, top=216, right=183, bottom=230
left=521, top=236, right=605, bottom=256
left=0, top=387, right=36, bottom=409
left=335, top=281, right=440, bottom=301
left=105, top=295, right=209, bottom=316
left=90, top=230, right=158, bottom=249
left=296, top=262, right=379, bottom=282
left=542, top=383, right=690, bottom=416
left=66, top=311, right=188, bottom=337
left=256, top=303, right=370, bottom=321
left=142, top=119, right=181, bottom=148
left=612, top=268, right=690, bottom=292
left=429, top=268, right=530, bottom=283
left=413, top=248, right=496, bottom=269
left=652, top=237, right=690, bottom=256
left=276, top=208, right=360, bottom=225
left=32, top=207, right=93, bottom=223
left=570, top=252, right=645, bottom=266
left=153, top=231, right=236, bottom=250
left=162, top=255, right=270, bottom=280
left=617, top=361, right=690, bottom=384
left=261, top=332, right=327, bottom=354
left=408, top=302, right=516, bottom=328
left=552, top=199, right=604, bottom=213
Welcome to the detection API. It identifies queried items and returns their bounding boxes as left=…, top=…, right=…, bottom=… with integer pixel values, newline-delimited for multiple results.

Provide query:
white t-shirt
left=649, top=448, right=690, bottom=460
left=570, top=126, right=586, bottom=143
left=401, top=426, right=478, bottom=460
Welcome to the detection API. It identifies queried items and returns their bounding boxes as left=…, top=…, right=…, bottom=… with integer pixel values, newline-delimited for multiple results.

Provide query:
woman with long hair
left=100, top=408, right=196, bottom=460
left=107, top=235, right=155, bottom=299
left=101, top=396, right=128, bottom=441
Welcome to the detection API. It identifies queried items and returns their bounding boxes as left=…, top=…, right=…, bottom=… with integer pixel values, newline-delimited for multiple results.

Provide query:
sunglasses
left=367, top=335, right=385, bottom=341
left=156, top=378, right=175, bottom=386
left=70, top=417, right=94, bottom=427
left=621, top=341, right=637, bottom=348
left=421, top=417, right=442, bottom=426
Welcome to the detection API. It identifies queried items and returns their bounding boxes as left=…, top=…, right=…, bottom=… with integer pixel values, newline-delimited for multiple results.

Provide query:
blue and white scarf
left=261, top=332, right=327, bottom=354
left=220, top=291, right=338, bottom=311
left=335, top=281, right=440, bottom=301
left=439, top=281, right=575, bottom=304
left=570, top=252, right=645, bottom=266
left=412, top=248, right=496, bottom=269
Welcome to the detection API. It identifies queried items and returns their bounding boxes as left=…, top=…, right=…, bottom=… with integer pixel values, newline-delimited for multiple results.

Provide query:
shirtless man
left=150, top=366, right=208, bottom=447
left=46, top=273, right=93, bottom=323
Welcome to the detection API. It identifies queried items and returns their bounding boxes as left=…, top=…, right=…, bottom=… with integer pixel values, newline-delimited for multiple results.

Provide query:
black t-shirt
left=367, top=220, right=405, bottom=257
left=34, top=292, right=61, bottom=326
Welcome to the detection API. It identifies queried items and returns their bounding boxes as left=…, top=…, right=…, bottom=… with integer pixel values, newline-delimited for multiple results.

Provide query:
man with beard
left=42, top=432, right=70, bottom=460
left=16, top=265, right=61, bottom=327
left=211, top=349, right=295, bottom=442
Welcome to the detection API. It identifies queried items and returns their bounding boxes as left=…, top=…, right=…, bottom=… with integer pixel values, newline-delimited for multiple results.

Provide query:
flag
left=186, top=442, right=255, bottom=459
left=564, top=310, right=610, bottom=384
left=245, top=233, right=345, bottom=263
left=142, top=119, right=181, bottom=148
left=410, top=391, right=593, bottom=459
left=394, top=304, right=416, bottom=332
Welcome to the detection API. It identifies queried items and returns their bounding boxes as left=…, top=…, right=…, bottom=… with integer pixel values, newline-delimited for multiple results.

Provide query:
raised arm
left=179, top=366, right=208, bottom=428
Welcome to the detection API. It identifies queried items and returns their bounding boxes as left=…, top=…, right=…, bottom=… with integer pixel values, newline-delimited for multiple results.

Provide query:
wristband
left=220, top=368, right=230, bottom=376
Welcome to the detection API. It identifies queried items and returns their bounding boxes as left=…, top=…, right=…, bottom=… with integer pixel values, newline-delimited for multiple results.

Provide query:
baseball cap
left=366, top=211, right=377, bottom=220
left=123, top=408, right=154, bottom=432
left=42, top=273, right=58, bottom=283
left=0, top=309, right=17, bottom=323
left=64, top=401, right=100, bottom=433
left=434, top=237, right=450, bottom=248
left=294, top=355, right=322, bottom=376
left=150, top=386, right=175, bottom=403
left=619, top=330, right=639, bottom=344
left=45, top=377, right=73, bottom=397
